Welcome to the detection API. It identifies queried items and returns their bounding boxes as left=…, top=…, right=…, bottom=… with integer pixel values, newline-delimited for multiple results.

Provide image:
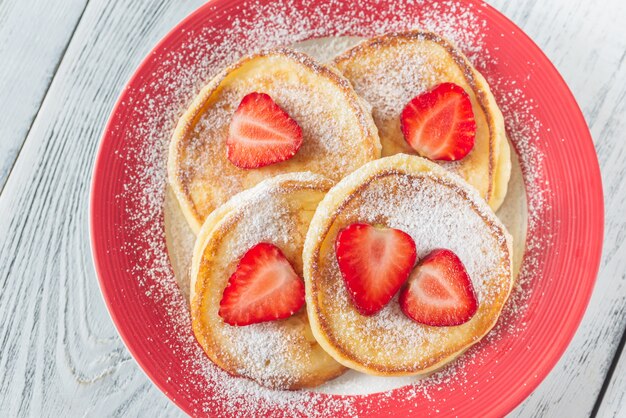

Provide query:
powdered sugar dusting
left=112, top=0, right=551, bottom=415
left=311, top=171, right=511, bottom=370
left=352, top=173, right=509, bottom=304
left=331, top=29, right=498, bottom=199
left=177, top=50, right=380, bottom=222
left=203, top=175, right=332, bottom=388
left=347, top=47, right=438, bottom=123
left=485, top=75, right=552, bottom=336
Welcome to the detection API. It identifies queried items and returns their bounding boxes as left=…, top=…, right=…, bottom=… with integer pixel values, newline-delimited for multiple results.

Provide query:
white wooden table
left=0, top=0, right=624, bottom=416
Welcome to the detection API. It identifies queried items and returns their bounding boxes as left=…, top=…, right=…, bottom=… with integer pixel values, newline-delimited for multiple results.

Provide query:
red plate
left=90, top=0, right=603, bottom=416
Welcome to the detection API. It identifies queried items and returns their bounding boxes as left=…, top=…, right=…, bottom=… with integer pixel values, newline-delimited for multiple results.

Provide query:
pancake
left=190, top=172, right=346, bottom=389
left=169, top=48, right=380, bottom=234
left=303, top=154, right=513, bottom=375
left=333, top=30, right=511, bottom=210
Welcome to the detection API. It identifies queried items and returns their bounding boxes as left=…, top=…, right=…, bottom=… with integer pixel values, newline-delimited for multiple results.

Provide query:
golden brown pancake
left=169, top=48, right=380, bottom=234
left=190, top=172, right=346, bottom=389
left=333, top=30, right=511, bottom=210
left=303, top=154, right=513, bottom=375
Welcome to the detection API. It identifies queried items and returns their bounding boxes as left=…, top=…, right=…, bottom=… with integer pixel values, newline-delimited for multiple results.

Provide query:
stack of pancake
left=168, top=30, right=513, bottom=389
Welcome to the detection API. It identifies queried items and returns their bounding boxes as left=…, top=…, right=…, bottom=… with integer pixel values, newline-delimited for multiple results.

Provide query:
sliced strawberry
left=226, top=92, right=303, bottom=169
left=219, top=243, right=305, bottom=326
left=336, top=223, right=417, bottom=315
left=400, top=82, right=476, bottom=161
left=399, top=249, right=478, bottom=326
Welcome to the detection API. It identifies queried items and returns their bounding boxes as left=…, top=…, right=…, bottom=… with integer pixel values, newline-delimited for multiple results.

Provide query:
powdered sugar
left=331, top=29, right=501, bottom=205
left=310, top=169, right=511, bottom=371
left=113, top=0, right=550, bottom=415
left=352, top=173, right=509, bottom=303
left=350, top=50, right=437, bottom=123
left=174, top=49, right=379, bottom=224
left=185, top=173, right=350, bottom=392
left=219, top=179, right=300, bottom=257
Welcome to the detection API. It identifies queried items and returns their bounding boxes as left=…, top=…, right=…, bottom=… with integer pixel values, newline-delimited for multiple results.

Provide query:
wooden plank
left=487, top=0, right=626, bottom=417
left=0, top=0, right=623, bottom=416
left=0, top=0, right=87, bottom=191
left=0, top=0, right=204, bottom=415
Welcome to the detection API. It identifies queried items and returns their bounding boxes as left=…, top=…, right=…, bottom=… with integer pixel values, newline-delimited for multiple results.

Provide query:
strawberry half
left=226, top=92, right=303, bottom=169
left=219, top=243, right=305, bottom=326
left=399, top=249, right=478, bottom=326
left=336, top=223, right=417, bottom=315
left=400, top=82, right=476, bottom=161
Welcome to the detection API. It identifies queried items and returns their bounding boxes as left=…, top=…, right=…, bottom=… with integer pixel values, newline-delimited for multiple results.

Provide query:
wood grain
left=598, top=347, right=626, bottom=417
left=0, top=0, right=624, bottom=416
left=0, top=0, right=88, bottom=191
left=0, top=0, right=202, bottom=415
left=487, top=0, right=626, bottom=416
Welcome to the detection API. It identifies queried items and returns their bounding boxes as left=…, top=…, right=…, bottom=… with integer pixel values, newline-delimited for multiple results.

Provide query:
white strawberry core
left=412, top=267, right=458, bottom=307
